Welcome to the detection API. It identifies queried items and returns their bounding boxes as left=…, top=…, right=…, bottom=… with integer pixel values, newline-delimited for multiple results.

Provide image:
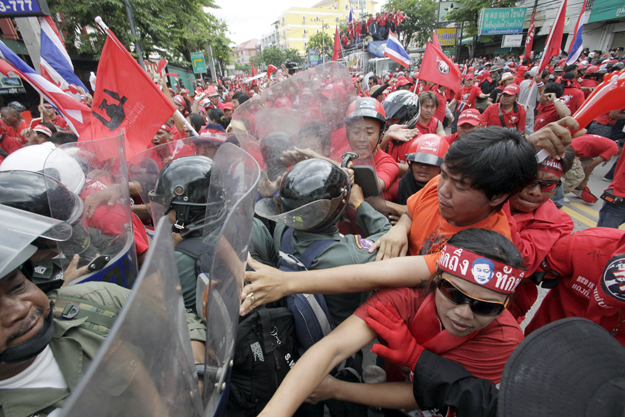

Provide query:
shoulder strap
left=281, top=228, right=295, bottom=256
left=52, top=295, right=119, bottom=337
left=498, top=103, right=506, bottom=127
left=299, top=240, right=337, bottom=270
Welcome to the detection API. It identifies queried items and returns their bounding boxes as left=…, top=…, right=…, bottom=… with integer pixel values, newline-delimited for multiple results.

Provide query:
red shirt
left=132, top=213, right=150, bottom=256
left=442, top=133, right=458, bottom=146
left=525, top=228, right=625, bottom=347
left=505, top=200, right=574, bottom=319
left=0, top=133, right=22, bottom=163
left=432, top=87, right=447, bottom=122
left=534, top=103, right=560, bottom=131
left=581, top=79, right=598, bottom=98
left=387, top=135, right=419, bottom=165
left=415, top=117, right=440, bottom=135
left=572, top=134, right=618, bottom=160
left=355, top=288, right=523, bottom=384
left=481, top=103, right=526, bottom=132
left=560, top=87, right=585, bottom=115
left=51, top=115, right=68, bottom=129
left=596, top=111, right=618, bottom=126
left=454, top=85, right=482, bottom=110
left=374, top=148, right=400, bottom=201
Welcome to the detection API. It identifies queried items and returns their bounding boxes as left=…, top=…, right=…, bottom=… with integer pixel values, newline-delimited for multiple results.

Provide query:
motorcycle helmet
left=382, top=91, right=419, bottom=124
left=255, top=158, right=350, bottom=231
left=405, top=134, right=449, bottom=167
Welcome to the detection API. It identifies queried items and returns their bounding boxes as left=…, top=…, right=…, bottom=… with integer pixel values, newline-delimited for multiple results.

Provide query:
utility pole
left=123, top=0, right=145, bottom=70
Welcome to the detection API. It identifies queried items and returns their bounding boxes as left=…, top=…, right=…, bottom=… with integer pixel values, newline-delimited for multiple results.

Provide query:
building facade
left=259, top=0, right=376, bottom=54
left=233, top=39, right=259, bottom=65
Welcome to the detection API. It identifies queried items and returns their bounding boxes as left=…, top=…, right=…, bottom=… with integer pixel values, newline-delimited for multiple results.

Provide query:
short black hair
left=444, top=126, right=537, bottom=210
left=40, top=122, right=57, bottom=134
left=564, top=64, right=578, bottom=73
left=233, top=92, right=249, bottom=105
left=541, top=70, right=551, bottom=80
left=49, top=132, right=77, bottom=145
left=208, top=108, right=225, bottom=125
left=543, top=82, right=564, bottom=98
left=187, top=113, right=206, bottom=132
left=370, top=75, right=378, bottom=84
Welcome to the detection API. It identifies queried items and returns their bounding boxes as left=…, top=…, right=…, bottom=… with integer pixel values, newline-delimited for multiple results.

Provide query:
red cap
left=458, top=109, right=481, bottom=126
left=205, top=86, right=219, bottom=97
left=405, top=134, right=449, bottom=167
left=502, top=84, right=520, bottom=96
left=321, top=83, right=346, bottom=101
left=160, top=124, right=172, bottom=133
left=465, top=74, right=475, bottom=80
left=33, top=124, right=52, bottom=138
left=223, top=102, right=234, bottom=110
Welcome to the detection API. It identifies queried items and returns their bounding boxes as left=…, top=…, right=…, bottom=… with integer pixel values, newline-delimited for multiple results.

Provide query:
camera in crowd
left=284, top=60, right=298, bottom=75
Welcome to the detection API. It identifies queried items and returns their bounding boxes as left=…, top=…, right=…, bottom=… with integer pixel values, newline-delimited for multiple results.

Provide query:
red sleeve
left=1, top=135, right=22, bottom=154
left=599, top=138, right=619, bottom=160
left=454, top=89, right=461, bottom=100
left=132, top=213, right=150, bottom=255
left=544, top=234, right=575, bottom=276
left=505, top=201, right=574, bottom=275
left=375, top=154, right=400, bottom=190
left=354, top=287, right=421, bottom=325
left=481, top=105, right=493, bottom=126
left=517, top=106, right=526, bottom=133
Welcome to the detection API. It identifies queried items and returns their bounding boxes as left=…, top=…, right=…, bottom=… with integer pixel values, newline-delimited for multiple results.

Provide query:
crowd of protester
left=2, top=44, right=625, bottom=417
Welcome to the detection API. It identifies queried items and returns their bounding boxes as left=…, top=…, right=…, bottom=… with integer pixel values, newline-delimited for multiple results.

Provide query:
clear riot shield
left=194, top=143, right=260, bottom=416
left=44, top=133, right=138, bottom=288
left=127, top=134, right=260, bottom=226
left=0, top=205, right=72, bottom=278
left=232, top=61, right=387, bottom=219
left=58, top=217, right=203, bottom=417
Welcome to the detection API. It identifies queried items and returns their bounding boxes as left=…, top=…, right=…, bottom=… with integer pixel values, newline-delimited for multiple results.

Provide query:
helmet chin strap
left=0, top=302, right=55, bottom=364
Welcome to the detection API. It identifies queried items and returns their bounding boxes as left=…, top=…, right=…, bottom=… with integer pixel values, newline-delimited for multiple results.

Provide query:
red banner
left=419, top=42, right=461, bottom=92
left=80, top=28, right=176, bottom=161
left=538, top=0, right=567, bottom=73
left=524, top=9, right=536, bottom=61
left=333, top=27, right=342, bottom=61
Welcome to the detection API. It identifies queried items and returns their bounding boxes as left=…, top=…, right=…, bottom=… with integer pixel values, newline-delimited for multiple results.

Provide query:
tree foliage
left=306, top=32, right=333, bottom=62
left=444, top=0, right=516, bottom=57
left=255, top=46, right=304, bottom=68
left=383, top=0, right=437, bottom=48
left=48, top=0, right=232, bottom=66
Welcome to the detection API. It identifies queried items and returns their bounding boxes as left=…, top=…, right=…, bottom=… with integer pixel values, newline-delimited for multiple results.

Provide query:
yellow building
left=260, top=0, right=376, bottom=54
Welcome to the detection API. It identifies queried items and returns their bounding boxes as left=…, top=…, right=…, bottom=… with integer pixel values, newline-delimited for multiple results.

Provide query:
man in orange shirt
left=370, top=125, right=558, bottom=271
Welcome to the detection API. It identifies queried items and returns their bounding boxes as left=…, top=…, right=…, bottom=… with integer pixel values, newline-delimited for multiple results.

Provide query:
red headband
left=538, top=157, right=564, bottom=178
left=438, top=244, right=525, bottom=294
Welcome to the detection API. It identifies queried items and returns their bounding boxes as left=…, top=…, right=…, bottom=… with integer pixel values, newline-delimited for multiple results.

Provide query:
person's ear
left=489, top=193, right=510, bottom=208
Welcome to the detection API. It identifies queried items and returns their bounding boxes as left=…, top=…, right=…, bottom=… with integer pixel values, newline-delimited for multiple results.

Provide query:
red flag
left=524, top=9, right=536, bottom=61
left=419, top=42, right=461, bottom=92
left=333, top=27, right=342, bottom=61
left=267, top=64, right=277, bottom=77
left=538, top=0, right=567, bottom=74
left=432, top=30, right=441, bottom=50
left=80, top=27, right=176, bottom=161
left=251, top=60, right=257, bottom=76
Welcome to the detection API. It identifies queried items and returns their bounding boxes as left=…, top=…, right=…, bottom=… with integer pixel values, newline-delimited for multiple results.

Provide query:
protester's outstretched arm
left=258, top=316, right=377, bottom=417
left=527, top=116, right=578, bottom=159
left=241, top=254, right=429, bottom=315
left=308, top=376, right=417, bottom=409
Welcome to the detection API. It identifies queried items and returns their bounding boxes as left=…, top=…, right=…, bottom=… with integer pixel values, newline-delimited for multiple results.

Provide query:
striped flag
left=39, top=16, right=88, bottom=100
left=567, top=0, right=589, bottom=64
left=0, top=41, right=91, bottom=135
left=348, top=1, right=354, bottom=25
left=384, top=31, right=411, bottom=68
left=537, top=0, right=567, bottom=74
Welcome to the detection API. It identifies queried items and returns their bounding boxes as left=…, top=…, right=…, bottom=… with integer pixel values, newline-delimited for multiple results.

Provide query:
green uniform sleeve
left=186, top=309, right=207, bottom=342
left=49, top=281, right=130, bottom=311
left=175, top=250, right=199, bottom=311
left=249, top=218, right=279, bottom=267
left=355, top=202, right=392, bottom=237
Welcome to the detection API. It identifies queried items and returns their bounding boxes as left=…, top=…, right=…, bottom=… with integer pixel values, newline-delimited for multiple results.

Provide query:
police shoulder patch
left=354, top=235, right=374, bottom=250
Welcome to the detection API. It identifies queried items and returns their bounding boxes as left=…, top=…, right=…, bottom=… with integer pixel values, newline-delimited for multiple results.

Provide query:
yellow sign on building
left=435, top=28, right=457, bottom=46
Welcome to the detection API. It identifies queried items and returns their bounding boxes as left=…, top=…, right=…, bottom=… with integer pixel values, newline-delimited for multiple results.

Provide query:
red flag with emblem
left=79, top=27, right=176, bottom=161
left=419, top=42, right=461, bottom=92
left=432, top=30, right=441, bottom=50
left=333, top=26, right=342, bottom=61
left=524, top=9, right=536, bottom=61
left=537, top=0, right=567, bottom=74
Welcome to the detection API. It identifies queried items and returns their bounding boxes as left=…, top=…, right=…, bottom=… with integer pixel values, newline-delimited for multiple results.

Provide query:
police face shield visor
left=405, top=152, right=444, bottom=167
left=255, top=193, right=349, bottom=231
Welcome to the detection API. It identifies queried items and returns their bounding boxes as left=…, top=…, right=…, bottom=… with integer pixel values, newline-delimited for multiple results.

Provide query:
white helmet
left=0, top=142, right=85, bottom=195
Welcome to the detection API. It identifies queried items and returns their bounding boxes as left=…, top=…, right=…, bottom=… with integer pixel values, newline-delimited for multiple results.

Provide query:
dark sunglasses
left=526, top=179, right=562, bottom=193
left=436, top=278, right=508, bottom=316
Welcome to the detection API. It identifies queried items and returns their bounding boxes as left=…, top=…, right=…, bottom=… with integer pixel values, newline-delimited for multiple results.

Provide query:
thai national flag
left=384, top=31, right=411, bottom=68
left=348, top=2, right=354, bottom=25
left=39, top=16, right=88, bottom=100
left=567, top=2, right=589, bottom=65
left=0, top=41, right=91, bottom=135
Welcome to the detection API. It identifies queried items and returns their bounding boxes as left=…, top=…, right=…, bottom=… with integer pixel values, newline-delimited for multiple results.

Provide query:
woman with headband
left=256, top=228, right=525, bottom=416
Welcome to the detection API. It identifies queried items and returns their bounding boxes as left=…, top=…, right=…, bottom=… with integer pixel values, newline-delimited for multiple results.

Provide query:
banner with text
left=479, top=8, right=527, bottom=35
left=435, top=28, right=457, bottom=46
